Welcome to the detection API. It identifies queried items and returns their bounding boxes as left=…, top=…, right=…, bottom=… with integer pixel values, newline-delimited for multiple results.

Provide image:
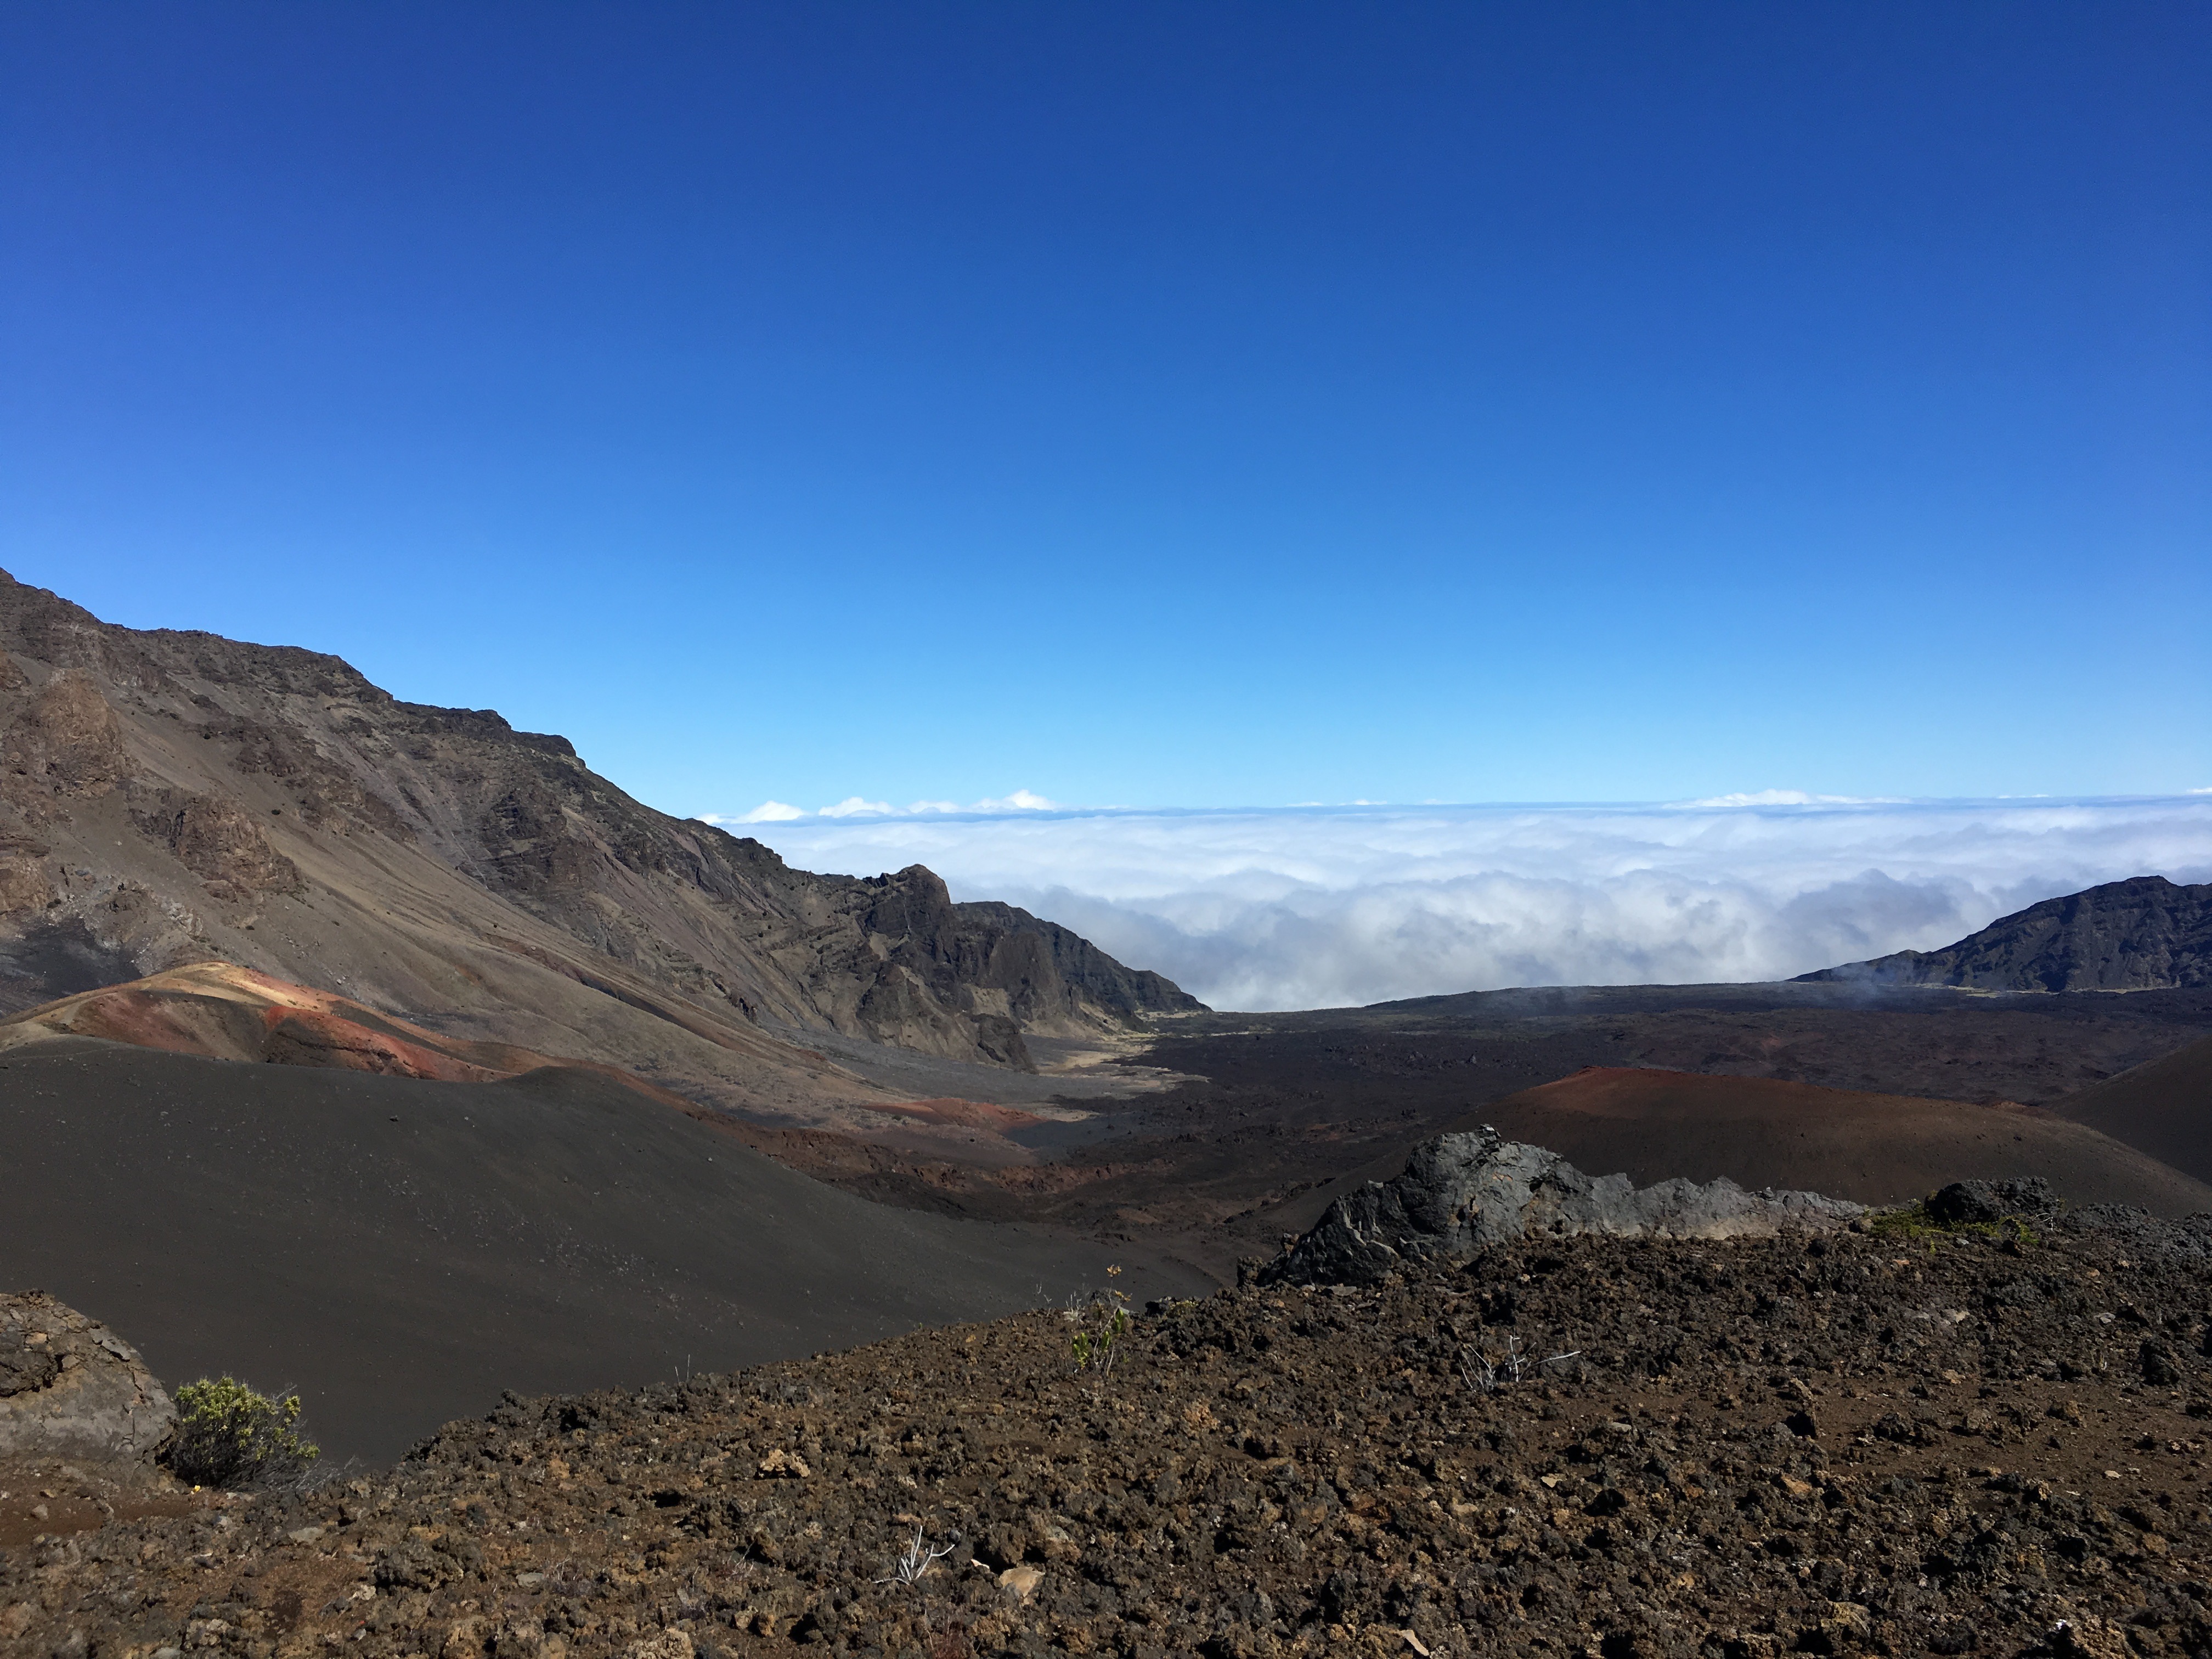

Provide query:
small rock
left=2140, top=1340, right=2183, bottom=1385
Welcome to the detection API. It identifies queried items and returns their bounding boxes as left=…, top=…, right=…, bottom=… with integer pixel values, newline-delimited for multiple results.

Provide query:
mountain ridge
left=1797, top=873, right=2212, bottom=992
left=0, top=569, right=1199, bottom=1119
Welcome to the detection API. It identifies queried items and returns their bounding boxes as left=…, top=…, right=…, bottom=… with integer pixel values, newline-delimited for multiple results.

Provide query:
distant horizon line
left=692, top=788, right=2212, bottom=830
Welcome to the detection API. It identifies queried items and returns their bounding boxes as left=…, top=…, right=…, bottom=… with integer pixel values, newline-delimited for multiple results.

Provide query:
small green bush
left=164, top=1376, right=320, bottom=1490
left=1070, top=1265, right=1133, bottom=1379
left=1866, top=1203, right=2038, bottom=1248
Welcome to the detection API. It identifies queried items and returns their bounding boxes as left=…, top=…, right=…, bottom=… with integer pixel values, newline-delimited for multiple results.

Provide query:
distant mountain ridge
left=1798, top=874, right=2212, bottom=991
left=0, top=569, right=1199, bottom=1113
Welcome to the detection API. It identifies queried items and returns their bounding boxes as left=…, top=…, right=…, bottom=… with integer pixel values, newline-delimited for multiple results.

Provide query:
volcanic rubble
left=8, top=1205, right=2212, bottom=1659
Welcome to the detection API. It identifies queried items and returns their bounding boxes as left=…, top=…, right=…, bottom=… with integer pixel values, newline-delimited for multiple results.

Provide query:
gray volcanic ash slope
left=0, top=569, right=1198, bottom=1118
left=2058, top=1032, right=2212, bottom=1187
left=0, top=1038, right=1209, bottom=1462
left=1800, top=874, right=2212, bottom=992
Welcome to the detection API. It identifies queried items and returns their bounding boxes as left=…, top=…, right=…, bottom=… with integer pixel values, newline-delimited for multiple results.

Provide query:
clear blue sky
left=3, top=3, right=2207, bottom=815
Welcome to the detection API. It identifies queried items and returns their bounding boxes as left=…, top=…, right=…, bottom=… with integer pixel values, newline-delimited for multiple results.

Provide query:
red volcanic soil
left=0, top=960, right=691, bottom=1105
left=862, top=1096, right=1047, bottom=1131
left=1458, top=1064, right=2212, bottom=1212
left=2057, top=1031, right=2212, bottom=1187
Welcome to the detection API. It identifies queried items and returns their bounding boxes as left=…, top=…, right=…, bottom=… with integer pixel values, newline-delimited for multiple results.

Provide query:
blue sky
left=3, top=3, right=2207, bottom=817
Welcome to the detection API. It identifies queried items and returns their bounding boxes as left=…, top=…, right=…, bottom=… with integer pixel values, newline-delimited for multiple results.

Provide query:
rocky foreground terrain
left=8, top=1163, right=2212, bottom=1659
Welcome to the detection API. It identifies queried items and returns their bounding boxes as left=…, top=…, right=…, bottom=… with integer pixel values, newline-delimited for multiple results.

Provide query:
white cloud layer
left=699, top=796, right=2212, bottom=1012
left=704, top=789, right=1061, bottom=827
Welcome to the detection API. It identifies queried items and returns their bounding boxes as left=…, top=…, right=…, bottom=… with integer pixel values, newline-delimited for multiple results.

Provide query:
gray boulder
left=0, top=1290, right=174, bottom=1464
left=1266, top=1126, right=1864, bottom=1285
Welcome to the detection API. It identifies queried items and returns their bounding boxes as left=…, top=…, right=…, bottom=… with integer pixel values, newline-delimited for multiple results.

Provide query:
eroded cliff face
left=0, top=570, right=1199, bottom=1093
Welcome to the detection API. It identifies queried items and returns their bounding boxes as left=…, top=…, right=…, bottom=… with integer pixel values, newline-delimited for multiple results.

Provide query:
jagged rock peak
left=1265, top=1126, right=1863, bottom=1285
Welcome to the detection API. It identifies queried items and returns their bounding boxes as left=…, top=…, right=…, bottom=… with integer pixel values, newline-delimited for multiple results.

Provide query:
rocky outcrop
left=3, top=670, right=129, bottom=804
left=953, top=900, right=1201, bottom=1030
left=1266, top=1126, right=1863, bottom=1284
left=1798, top=875, right=2212, bottom=991
left=0, top=829, right=52, bottom=915
left=0, top=1291, right=174, bottom=1465
left=0, top=569, right=1203, bottom=1076
left=156, top=792, right=301, bottom=898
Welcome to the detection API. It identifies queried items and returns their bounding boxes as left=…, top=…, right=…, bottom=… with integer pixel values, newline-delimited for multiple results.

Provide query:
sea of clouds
left=696, top=792, right=2212, bottom=1012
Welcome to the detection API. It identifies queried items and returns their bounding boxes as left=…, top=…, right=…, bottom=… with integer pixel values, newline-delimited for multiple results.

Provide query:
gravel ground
left=7, top=1210, right=2211, bottom=1659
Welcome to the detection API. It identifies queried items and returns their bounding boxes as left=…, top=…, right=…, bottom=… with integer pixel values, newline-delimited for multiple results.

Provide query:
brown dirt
left=0, top=1457, right=201, bottom=1551
left=7, top=1214, right=2211, bottom=1658
left=864, top=1101, right=1049, bottom=1133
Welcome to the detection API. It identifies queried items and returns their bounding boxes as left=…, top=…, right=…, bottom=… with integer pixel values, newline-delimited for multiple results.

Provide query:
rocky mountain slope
left=9, top=1171, right=2212, bottom=1659
left=0, top=569, right=1198, bottom=1117
left=1800, top=876, right=2212, bottom=992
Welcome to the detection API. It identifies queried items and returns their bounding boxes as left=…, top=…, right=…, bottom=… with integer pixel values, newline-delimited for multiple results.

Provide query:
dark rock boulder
left=1266, top=1126, right=1863, bottom=1285
left=1924, top=1177, right=2061, bottom=1228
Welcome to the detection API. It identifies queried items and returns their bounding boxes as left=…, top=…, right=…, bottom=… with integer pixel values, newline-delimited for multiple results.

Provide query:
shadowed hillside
left=1799, top=874, right=2212, bottom=991
left=2057, top=1032, right=2212, bottom=1188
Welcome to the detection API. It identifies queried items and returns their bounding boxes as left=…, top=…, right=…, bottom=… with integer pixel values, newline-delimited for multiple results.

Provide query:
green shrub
left=1070, top=1265, right=1133, bottom=1379
left=164, top=1376, right=320, bottom=1490
left=1866, top=1203, right=2038, bottom=1248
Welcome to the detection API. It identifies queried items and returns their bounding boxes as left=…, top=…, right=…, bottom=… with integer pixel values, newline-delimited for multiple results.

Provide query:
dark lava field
left=743, top=986, right=2212, bottom=1276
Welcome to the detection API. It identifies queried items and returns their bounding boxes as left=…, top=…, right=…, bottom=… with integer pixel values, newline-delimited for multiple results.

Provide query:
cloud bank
left=710, top=791, right=1060, bottom=825
left=699, top=796, right=2212, bottom=1012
